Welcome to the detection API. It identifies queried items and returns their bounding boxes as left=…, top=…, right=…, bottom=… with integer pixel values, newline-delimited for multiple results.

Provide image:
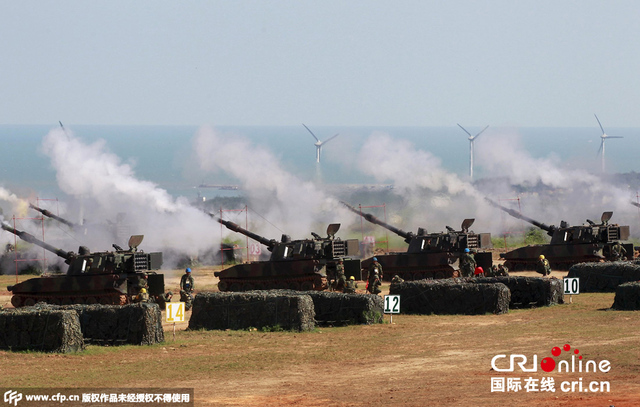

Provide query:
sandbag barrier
left=389, top=279, right=510, bottom=315
left=189, top=292, right=316, bottom=332
left=472, top=276, right=564, bottom=308
left=612, top=282, right=640, bottom=310
left=567, top=261, right=640, bottom=292
left=62, top=303, right=164, bottom=345
left=0, top=308, right=84, bottom=353
left=304, top=291, right=384, bottom=326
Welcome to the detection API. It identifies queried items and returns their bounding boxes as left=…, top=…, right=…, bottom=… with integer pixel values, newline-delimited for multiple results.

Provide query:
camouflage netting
left=389, top=279, right=510, bottom=315
left=612, top=282, right=640, bottom=310
left=303, top=291, right=384, bottom=326
left=0, top=308, right=84, bottom=353
left=26, top=303, right=164, bottom=345
left=189, top=291, right=315, bottom=331
left=472, top=277, right=564, bottom=308
left=567, top=261, right=640, bottom=292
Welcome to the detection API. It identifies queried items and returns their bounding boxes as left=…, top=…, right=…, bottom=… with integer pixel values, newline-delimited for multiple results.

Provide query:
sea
left=1, top=124, right=638, bottom=203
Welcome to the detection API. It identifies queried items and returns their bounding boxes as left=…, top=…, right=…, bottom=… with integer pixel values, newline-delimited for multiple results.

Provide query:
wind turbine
left=457, top=123, right=489, bottom=180
left=302, top=124, right=339, bottom=164
left=595, top=114, right=623, bottom=173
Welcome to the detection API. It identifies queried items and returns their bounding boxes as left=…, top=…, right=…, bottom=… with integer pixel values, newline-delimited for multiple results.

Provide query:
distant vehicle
left=3, top=222, right=165, bottom=307
left=212, top=215, right=360, bottom=291
left=341, top=202, right=492, bottom=280
left=486, top=198, right=632, bottom=270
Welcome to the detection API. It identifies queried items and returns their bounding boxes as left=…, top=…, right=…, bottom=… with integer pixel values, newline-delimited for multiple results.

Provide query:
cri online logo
left=491, top=343, right=611, bottom=373
left=3, top=390, right=22, bottom=406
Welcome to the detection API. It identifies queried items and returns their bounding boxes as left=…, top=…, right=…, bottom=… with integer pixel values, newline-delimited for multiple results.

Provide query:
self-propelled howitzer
left=486, top=198, right=632, bottom=270
left=212, top=215, right=360, bottom=291
left=3, top=222, right=165, bottom=307
left=341, top=202, right=492, bottom=280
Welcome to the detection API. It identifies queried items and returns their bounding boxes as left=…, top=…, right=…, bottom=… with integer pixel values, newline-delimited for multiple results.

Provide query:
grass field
left=1, top=272, right=639, bottom=406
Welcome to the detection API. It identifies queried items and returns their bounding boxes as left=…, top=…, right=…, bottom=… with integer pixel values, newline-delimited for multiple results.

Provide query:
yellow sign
left=165, top=302, right=186, bottom=322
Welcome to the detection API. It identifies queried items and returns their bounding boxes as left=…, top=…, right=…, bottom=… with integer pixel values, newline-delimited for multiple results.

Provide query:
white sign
left=384, top=295, right=401, bottom=314
left=165, top=302, right=186, bottom=323
left=249, top=242, right=262, bottom=256
left=563, top=278, right=580, bottom=295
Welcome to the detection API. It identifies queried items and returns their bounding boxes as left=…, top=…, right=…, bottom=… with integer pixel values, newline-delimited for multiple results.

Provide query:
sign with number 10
left=563, top=278, right=580, bottom=295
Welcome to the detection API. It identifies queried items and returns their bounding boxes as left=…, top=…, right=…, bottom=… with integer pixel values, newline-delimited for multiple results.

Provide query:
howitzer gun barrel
left=1, top=222, right=73, bottom=261
left=485, top=198, right=555, bottom=235
left=29, top=203, right=78, bottom=229
left=210, top=214, right=277, bottom=250
left=341, top=201, right=413, bottom=241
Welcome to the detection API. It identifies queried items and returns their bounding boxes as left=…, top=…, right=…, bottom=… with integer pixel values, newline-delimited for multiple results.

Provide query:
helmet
left=464, top=248, right=470, bottom=253
left=373, top=257, right=378, bottom=261
left=186, top=268, right=192, bottom=273
left=350, top=276, right=355, bottom=280
left=140, top=288, right=147, bottom=294
left=539, top=255, right=545, bottom=260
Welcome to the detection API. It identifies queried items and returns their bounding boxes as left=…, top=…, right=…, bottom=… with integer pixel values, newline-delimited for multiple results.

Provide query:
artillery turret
left=341, top=202, right=492, bottom=280
left=486, top=198, right=632, bottom=270
left=3, top=222, right=164, bottom=307
left=212, top=215, right=360, bottom=291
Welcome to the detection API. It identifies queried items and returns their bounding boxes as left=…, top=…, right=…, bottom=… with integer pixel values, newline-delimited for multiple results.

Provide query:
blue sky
left=1, top=0, right=639, bottom=127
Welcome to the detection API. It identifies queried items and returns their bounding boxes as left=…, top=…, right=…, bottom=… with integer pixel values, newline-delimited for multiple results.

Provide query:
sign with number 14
left=165, top=302, right=186, bottom=322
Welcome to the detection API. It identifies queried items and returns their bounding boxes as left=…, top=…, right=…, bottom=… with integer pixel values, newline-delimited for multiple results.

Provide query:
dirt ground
left=1, top=267, right=639, bottom=406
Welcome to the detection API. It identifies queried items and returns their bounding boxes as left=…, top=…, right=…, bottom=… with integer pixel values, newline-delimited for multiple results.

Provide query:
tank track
left=218, top=275, right=327, bottom=292
left=366, top=266, right=458, bottom=281
left=504, top=258, right=606, bottom=272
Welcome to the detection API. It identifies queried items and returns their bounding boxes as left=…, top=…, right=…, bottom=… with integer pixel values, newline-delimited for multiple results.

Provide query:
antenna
left=457, top=124, right=489, bottom=180
left=302, top=124, right=339, bottom=163
left=594, top=114, right=622, bottom=173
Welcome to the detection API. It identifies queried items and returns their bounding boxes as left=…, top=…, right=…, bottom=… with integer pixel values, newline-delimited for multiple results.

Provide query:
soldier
left=367, top=257, right=382, bottom=295
left=133, top=287, right=149, bottom=303
left=180, top=267, right=195, bottom=310
left=391, top=274, right=404, bottom=284
left=487, top=265, right=499, bottom=277
left=497, top=264, right=509, bottom=277
left=459, top=248, right=476, bottom=278
left=610, top=242, right=627, bottom=261
left=369, top=257, right=383, bottom=281
left=474, top=266, right=484, bottom=277
left=334, top=259, right=346, bottom=291
left=536, top=255, right=551, bottom=277
left=344, top=276, right=358, bottom=293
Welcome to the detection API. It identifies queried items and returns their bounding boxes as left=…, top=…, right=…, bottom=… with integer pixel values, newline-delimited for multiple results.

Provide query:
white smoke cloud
left=192, top=126, right=344, bottom=238
left=40, top=126, right=218, bottom=262
left=474, top=129, right=638, bottom=234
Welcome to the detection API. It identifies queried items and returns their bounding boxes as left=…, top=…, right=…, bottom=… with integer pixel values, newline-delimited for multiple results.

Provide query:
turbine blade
left=474, top=125, right=490, bottom=140
left=605, top=136, right=623, bottom=139
left=302, top=123, right=320, bottom=142
left=597, top=139, right=603, bottom=156
left=457, top=123, right=472, bottom=137
left=323, top=133, right=339, bottom=145
left=594, top=114, right=605, bottom=135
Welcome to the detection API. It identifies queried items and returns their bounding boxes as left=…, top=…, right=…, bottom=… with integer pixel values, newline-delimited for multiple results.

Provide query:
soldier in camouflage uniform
left=497, top=264, right=509, bottom=276
left=459, top=248, right=476, bottom=278
left=535, top=255, right=551, bottom=277
left=391, top=274, right=404, bottom=284
left=344, top=276, right=358, bottom=293
left=610, top=242, right=627, bottom=261
left=486, top=265, right=498, bottom=277
left=180, top=268, right=195, bottom=310
left=367, top=257, right=382, bottom=295
left=133, top=287, right=149, bottom=303
left=333, top=259, right=346, bottom=291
